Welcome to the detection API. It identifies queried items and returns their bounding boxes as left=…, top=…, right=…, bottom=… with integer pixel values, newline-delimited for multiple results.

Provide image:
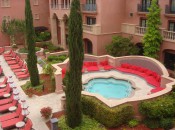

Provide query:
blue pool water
left=84, top=78, right=133, bottom=99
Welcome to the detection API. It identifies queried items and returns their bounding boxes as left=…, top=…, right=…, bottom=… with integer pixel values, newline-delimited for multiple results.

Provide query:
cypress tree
left=143, top=0, right=162, bottom=58
left=25, top=0, right=40, bottom=86
left=65, top=0, right=84, bottom=128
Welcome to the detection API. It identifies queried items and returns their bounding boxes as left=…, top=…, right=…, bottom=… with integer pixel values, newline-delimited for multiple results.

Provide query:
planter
left=42, top=113, right=53, bottom=122
left=16, top=48, right=44, bottom=59
left=60, top=96, right=66, bottom=110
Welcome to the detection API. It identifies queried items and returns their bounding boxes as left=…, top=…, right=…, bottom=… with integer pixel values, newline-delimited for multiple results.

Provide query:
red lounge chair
left=0, top=67, right=3, bottom=76
left=0, top=100, right=17, bottom=113
left=19, top=118, right=33, bottom=130
left=0, top=84, right=10, bottom=93
left=10, top=60, right=24, bottom=70
left=15, top=69, right=28, bottom=76
left=4, top=52, right=16, bottom=60
left=17, top=73, right=30, bottom=80
left=3, top=50, right=13, bottom=57
left=0, top=76, right=8, bottom=86
left=7, top=56, right=20, bottom=65
left=87, top=66, right=99, bottom=72
left=0, top=87, right=11, bottom=98
left=1, top=114, right=24, bottom=129
left=13, top=65, right=27, bottom=73
left=0, top=104, right=21, bottom=122
left=99, top=60, right=114, bottom=70
left=0, top=47, right=5, bottom=55
left=0, top=94, right=13, bottom=106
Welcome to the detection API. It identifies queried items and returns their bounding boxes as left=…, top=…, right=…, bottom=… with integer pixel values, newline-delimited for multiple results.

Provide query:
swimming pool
left=84, top=78, right=133, bottom=99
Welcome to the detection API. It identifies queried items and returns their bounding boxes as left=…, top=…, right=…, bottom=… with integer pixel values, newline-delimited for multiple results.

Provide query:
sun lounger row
left=0, top=47, right=5, bottom=55
left=3, top=50, right=30, bottom=80
left=0, top=81, right=33, bottom=130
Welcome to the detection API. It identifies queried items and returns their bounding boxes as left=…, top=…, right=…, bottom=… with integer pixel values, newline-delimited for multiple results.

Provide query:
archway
left=135, top=42, right=144, bottom=55
left=52, top=13, right=61, bottom=45
left=163, top=49, right=175, bottom=71
left=84, top=39, right=93, bottom=54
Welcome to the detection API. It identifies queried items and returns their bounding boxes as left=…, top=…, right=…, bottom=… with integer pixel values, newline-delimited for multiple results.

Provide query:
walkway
left=0, top=55, right=64, bottom=130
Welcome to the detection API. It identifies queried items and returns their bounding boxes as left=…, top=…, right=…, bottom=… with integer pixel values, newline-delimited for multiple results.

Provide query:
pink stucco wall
left=0, top=0, right=49, bottom=46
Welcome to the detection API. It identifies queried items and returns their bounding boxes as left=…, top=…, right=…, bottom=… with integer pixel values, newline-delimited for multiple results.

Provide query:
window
left=140, top=18, right=147, bottom=27
left=86, top=17, right=96, bottom=25
left=86, top=0, right=96, bottom=4
left=142, top=0, right=151, bottom=11
left=169, top=21, right=175, bottom=32
left=164, top=51, right=175, bottom=70
left=34, top=14, right=40, bottom=20
left=33, top=0, right=39, bottom=5
left=171, top=0, right=175, bottom=13
left=1, top=0, right=10, bottom=7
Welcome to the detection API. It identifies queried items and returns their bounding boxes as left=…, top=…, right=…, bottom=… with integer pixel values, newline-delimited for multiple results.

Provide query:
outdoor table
left=16, top=121, right=25, bottom=129
left=0, top=84, right=6, bottom=88
left=9, top=106, right=17, bottom=112
left=3, top=93, right=10, bottom=98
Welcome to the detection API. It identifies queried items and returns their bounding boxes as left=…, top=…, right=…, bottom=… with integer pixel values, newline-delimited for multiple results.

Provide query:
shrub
left=81, top=96, right=134, bottom=127
left=128, top=119, right=139, bottom=128
left=106, top=36, right=139, bottom=57
left=143, top=118, right=160, bottom=129
left=42, top=63, right=53, bottom=75
left=139, top=95, right=175, bottom=119
left=40, top=107, right=52, bottom=119
left=35, top=31, right=51, bottom=42
left=47, top=55, right=68, bottom=64
left=18, top=47, right=41, bottom=53
left=58, top=115, right=106, bottom=130
left=160, top=118, right=174, bottom=130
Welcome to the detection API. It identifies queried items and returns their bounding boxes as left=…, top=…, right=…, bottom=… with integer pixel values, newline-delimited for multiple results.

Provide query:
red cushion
left=151, top=87, right=164, bottom=93
left=92, top=62, right=97, bottom=66
left=146, top=70, right=152, bottom=76
left=103, top=61, right=108, bottom=65
left=62, top=68, right=66, bottom=74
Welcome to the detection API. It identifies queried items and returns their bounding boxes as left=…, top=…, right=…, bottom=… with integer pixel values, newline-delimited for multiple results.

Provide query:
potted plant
left=40, top=107, right=52, bottom=119
left=26, top=87, right=34, bottom=98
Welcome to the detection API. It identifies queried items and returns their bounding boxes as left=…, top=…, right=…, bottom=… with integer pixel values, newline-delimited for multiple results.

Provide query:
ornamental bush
left=128, top=119, right=139, bottom=128
left=40, top=107, right=52, bottom=119
left=81, top=96, right=134, bottom=127
left=139, top=95, right=175, bottom=119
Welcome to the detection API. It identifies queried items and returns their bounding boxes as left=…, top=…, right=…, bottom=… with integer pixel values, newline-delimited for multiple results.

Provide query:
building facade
left=0, top=0, right=50, bottom=46
left=0, top=0, right=175, bottom=71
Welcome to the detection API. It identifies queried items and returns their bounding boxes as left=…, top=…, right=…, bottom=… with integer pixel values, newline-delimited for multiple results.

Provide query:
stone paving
left=0, top=55, right=64, bottom=130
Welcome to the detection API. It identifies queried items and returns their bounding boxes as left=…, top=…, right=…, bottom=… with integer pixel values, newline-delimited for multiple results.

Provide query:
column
left=51, top=17, right=58, bottom=46
left=64, top=0, right=66, bottom=9
left=60, top=19, right=66, bottom=49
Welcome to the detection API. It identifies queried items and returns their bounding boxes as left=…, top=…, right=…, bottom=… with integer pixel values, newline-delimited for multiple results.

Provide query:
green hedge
left=139, top=95, right=175, bottom=119
left=47, top=55, right=68, bottom=64
left=81, top=96, right=134, bottom=128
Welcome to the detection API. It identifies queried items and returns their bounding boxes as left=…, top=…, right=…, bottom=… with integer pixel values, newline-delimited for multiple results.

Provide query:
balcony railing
left=61, top=4, right=71, bottom=9
left=165, top=5, right=175, bottom=14
left=82, top=4, right=97, bottom=12
left=122, top=23, right=175, bottom=42
left=163, top=30, right=175, bottom=41
left=50, top=4, right=59, bottom=9
left=137, top=4, right=150, bottom=12
left=135, top=26, right=146, bottom=35
left=83, top=24, right=101, bottom=34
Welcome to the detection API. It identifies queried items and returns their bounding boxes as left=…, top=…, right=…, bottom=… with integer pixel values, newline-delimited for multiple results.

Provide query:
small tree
left=106, top=36, right=139, bottom=57
left=66, top=0, right=84, bottom=128
left=25, top=0, right=40, bottom=86
left=143, top=0, right=162, bottom=58
left=1, top=19, right=25, bottom=46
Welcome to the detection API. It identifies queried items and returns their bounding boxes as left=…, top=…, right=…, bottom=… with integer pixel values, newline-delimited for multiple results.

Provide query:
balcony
left=121, top=23, right=175, bottom=42
left=81, top=4, right=97, bottom=14
left=83, top=24, right=101, bottom=34
left=163, top=30, right=175, bottom=41
left=137, top=4, right=150, bottom=14
left=165, top=5, right=175, bottom=17
left=50, top=4, right=70, bottom=10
